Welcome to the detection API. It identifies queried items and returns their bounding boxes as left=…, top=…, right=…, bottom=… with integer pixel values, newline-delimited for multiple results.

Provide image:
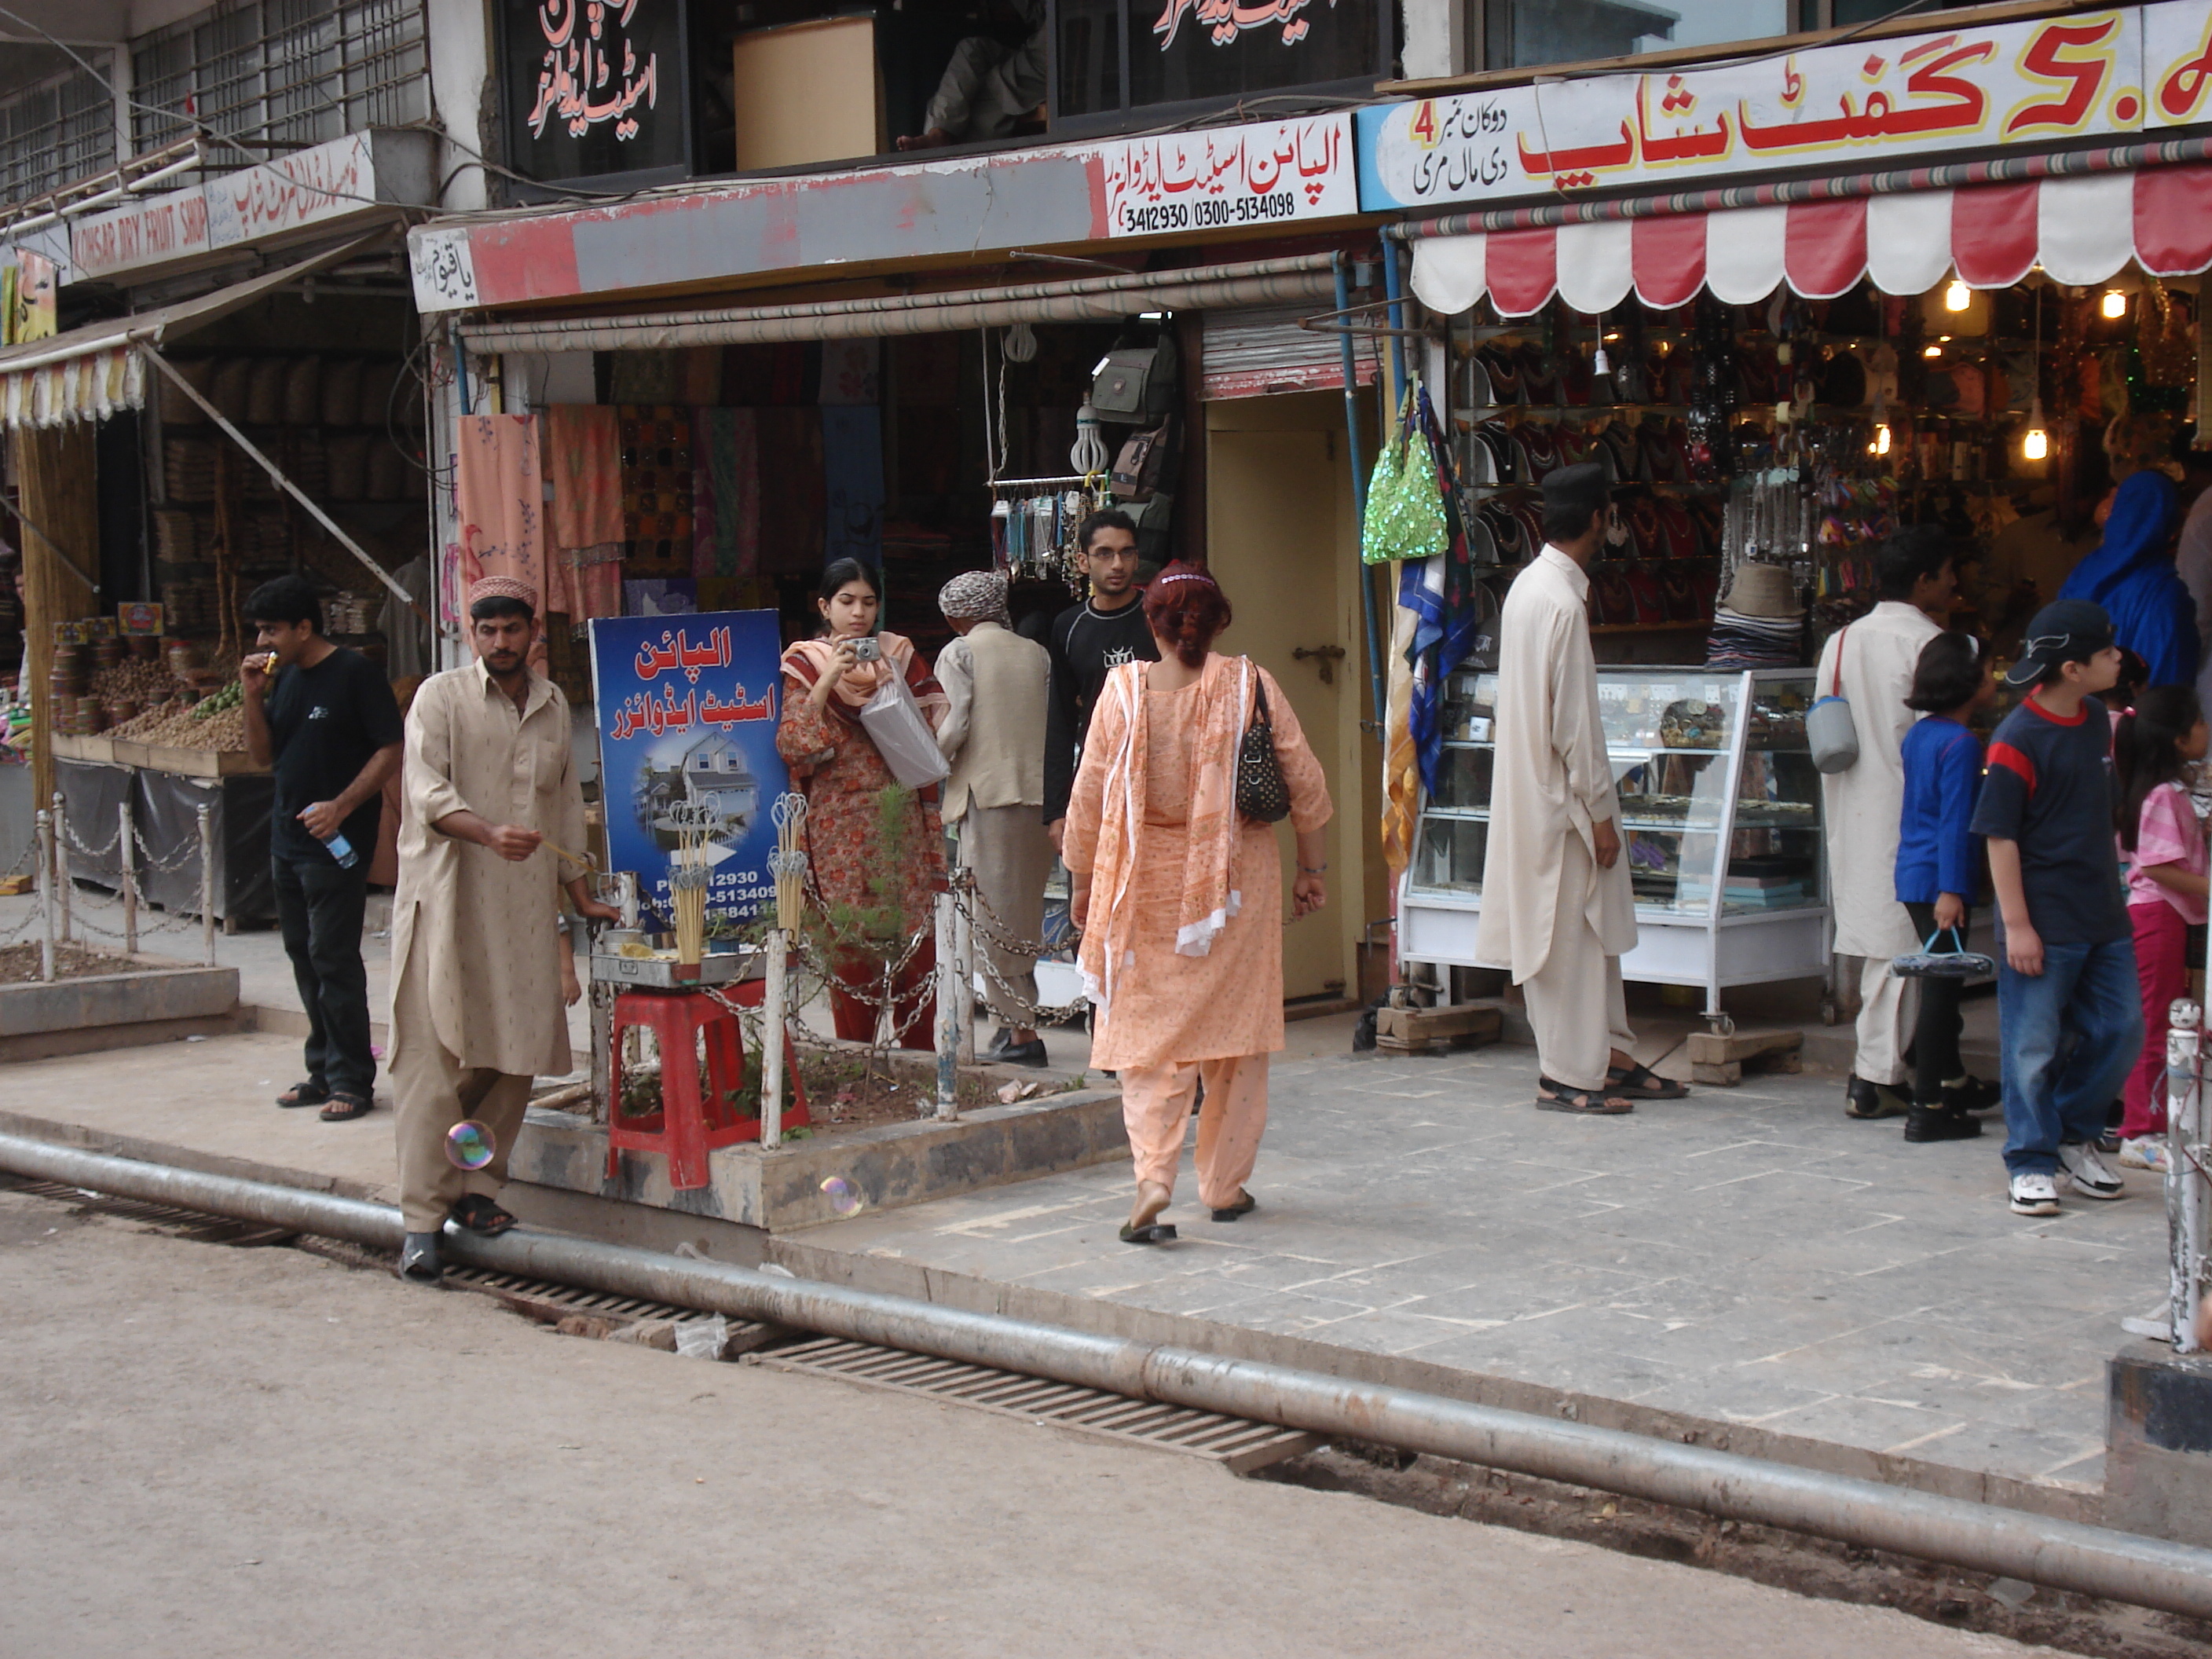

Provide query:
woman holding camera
left=778, top=559, right=949, bottom=1046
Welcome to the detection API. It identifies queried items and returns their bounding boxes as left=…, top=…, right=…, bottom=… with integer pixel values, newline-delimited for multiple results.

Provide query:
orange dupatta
left=1076, top=654, right=1254, bottom=1029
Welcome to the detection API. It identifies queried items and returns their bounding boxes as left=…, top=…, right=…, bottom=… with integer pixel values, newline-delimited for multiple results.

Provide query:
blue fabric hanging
left=1401, top=383, right=1483, bottom=795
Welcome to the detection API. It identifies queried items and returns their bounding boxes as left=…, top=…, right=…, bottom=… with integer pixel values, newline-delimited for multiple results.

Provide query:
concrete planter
left=511, top=1079, right=1128, bottom=1231
left=0, top=959, right=241, bottom=1061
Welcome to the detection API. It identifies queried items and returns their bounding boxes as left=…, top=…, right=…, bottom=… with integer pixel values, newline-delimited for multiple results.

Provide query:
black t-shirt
left=1968, top=692, right=2130, bottom=947
left=1042, top=595, right=1159, bottom=822
left=265, top=646, right=405, bottom=862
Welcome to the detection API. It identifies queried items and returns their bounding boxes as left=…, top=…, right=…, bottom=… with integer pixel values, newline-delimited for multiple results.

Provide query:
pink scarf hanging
left=452, top=414, right=544, bottom=603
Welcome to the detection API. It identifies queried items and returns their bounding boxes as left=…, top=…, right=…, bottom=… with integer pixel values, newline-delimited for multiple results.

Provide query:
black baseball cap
left=2004, top=599, right=2115, bottom=687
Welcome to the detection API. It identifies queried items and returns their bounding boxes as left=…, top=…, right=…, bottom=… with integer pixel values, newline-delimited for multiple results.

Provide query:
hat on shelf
left=1722, top=562, right=1802, bottom=620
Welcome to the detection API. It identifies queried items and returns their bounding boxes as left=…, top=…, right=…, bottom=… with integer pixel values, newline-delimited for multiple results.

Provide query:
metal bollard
left=2167, top=1000, right=2204, bottom=1353
left=760, top=928, right=788, bottom=1151
left=934, top=889, right=958, bottom=1120
left=35, top=808, right=54, bottom=983
left=49, top=790, right=69, bottom=945
left=119, top=800, right=137, bottom=957
left=954, top=884, right=977, bottom=1067
left=196, top=804, right=215, bottom=966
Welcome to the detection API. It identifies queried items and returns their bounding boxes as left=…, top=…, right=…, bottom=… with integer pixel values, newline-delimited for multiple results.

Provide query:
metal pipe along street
left=5, top=1130, right=2210, bottom=1621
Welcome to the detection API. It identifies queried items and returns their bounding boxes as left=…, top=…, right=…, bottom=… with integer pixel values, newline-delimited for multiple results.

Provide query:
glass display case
left=1398, top=666, right=1830, bottom=1016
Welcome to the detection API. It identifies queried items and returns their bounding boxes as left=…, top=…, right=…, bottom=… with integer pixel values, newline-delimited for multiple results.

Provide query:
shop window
left=1481, top=0, right=1987, bottom=73
left=1052, top=0, right=1390, bottom=130
left=130, top=0, right=429, bottom=167
left=0, top=63, right=118, bottom=209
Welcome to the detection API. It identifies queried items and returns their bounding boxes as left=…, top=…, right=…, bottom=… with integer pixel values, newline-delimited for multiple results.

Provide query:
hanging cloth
left=691, top=407, right=760, bottom=579
left=453, top=413, right=544, bottom=605
left=1400, top=383, right=1485, bottom=794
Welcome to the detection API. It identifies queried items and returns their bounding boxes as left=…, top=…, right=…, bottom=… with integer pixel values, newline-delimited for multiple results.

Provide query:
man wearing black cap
left=1475, top=463, right=1683, bottom=1114
left=1969, top=599, right=2141, bottom=1216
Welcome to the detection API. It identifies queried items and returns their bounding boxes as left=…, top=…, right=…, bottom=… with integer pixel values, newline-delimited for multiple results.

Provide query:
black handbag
left=1237, top=674, right=1291, bottom=824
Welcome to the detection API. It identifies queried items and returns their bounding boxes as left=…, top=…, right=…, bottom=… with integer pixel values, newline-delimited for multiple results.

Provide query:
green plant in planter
left=801, top=784, right=928, bottom=1089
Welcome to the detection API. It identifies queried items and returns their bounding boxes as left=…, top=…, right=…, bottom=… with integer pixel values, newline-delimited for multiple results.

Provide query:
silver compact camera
left=849, top=635, right=882, bottom=663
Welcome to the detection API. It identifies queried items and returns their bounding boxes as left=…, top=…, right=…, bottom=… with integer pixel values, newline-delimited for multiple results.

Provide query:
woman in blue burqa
left=2061, top=470, right=2198, bottom=687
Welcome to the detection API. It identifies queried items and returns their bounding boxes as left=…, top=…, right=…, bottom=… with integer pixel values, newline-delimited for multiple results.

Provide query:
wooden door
left=1206, top=423, right=1357, bottom=1002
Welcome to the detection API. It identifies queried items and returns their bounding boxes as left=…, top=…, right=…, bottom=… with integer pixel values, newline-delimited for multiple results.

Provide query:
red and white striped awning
left=1409, top=164, right=2212, bottom=317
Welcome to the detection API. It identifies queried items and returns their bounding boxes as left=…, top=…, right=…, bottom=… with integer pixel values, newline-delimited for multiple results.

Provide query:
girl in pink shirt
left=2115, top=686, right=2210, bottom=1170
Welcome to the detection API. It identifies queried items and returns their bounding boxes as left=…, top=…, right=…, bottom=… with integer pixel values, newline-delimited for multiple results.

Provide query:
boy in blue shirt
left=1969, top=601, right=2141, bottom=1216
left=1894, top=630, right=1997, bottom=1143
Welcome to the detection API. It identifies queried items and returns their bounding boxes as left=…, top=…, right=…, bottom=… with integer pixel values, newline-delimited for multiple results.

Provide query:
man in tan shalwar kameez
left=1476, top=465, right=1682, bottom=1114
left=1814, top=528, right=1954, bottom=1120
left=391, top=577, right=616, bottom=1284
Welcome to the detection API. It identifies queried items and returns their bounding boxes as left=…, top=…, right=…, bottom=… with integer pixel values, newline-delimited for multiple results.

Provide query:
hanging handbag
left=1237, top=670, right=1291, bottom=823
left=1807, top=623, right=1860, bottom=774
left=1892, top=926, right=1997, bottom=980
left=1361, top=383, right=1449, bottom=566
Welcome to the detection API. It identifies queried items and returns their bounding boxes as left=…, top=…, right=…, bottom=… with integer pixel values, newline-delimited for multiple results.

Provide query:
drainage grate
left=749, top=1335, right=1321, bottom=1474
left=439, top=1265, right=785, bottom=1355
left=2, top=1176, right=296, bottom=1247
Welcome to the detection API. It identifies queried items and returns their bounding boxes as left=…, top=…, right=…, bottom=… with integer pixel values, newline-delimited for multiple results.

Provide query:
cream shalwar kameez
left=1815, top=600, right=1942, bottom=1089
left=390, top=661, right=586, bottom=1232
left=1474, top=546, right=1639, bottom=1095
left=936, top=619, right=1053, bottom=1026
left=1064, top=657, right=1331, bottom=1210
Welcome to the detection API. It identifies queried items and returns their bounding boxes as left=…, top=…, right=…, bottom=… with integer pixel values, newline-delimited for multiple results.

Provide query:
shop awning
left=0, top=233, right=387, bottom=430
left=459, top=254, right=1345, bottom=355
left=1408, top=163, right=2212, bottom=318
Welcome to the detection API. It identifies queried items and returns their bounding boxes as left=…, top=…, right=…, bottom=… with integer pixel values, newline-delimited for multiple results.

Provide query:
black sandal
left=1536, top=1076, right=1635, bottom=1115
left=276, top=1081, right=328, bottom=1109
left=1607, top=1061, right=1689, bottom=1100
left=318, top=1091, right=373, bottom=1122
left=1119, top=1221, right=1177, bottom=1245
left=1210, top=1191, right=1258, bottom=1222
left=450, top=1194, right=517, bottom=1236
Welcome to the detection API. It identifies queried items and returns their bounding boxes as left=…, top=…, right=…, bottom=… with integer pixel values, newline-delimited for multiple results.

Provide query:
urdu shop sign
left=501, top=0, right=688, bottom=185
left=1359, top=0, right=2212, bottom=211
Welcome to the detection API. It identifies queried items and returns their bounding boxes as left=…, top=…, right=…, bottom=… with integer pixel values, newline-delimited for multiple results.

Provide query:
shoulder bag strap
left=1829, top=623, right=1851, bottom=698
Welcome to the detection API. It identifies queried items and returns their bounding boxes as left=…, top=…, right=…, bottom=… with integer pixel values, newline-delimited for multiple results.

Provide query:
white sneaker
left=2009, top=1172, right=2060, bottom=1216
left=2058, top=1141, right=2125, bottom=1200
left=2119, top=1136, right=2171, bottom=1174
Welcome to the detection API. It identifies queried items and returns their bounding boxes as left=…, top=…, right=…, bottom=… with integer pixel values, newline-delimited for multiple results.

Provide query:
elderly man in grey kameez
left=391, top=577, right=618, bottom=1284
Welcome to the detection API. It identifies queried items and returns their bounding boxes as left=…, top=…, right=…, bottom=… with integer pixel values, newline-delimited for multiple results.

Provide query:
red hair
left=1141, top=562, right=1232, bottom=668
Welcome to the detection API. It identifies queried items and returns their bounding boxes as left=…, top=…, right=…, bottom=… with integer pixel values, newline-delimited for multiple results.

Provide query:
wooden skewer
left=540, top=839, right=596, bottom=870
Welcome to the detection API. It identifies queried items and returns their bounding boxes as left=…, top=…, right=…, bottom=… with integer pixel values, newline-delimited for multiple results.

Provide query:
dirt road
left=0, top=1189, right=2048, bottom=1658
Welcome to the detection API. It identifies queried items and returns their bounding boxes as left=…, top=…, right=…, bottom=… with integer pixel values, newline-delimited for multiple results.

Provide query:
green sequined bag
left=1361, top=380, right=1449, bottom=566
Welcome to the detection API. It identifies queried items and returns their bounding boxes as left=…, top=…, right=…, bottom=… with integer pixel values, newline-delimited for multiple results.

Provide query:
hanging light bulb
left=1943, top=278, right=1972, bottom=313
left=2023, top=395, right=2049, bottom=461
left=1873, top=422, right=1892, bottom=457
left=1003, top=320, right=1038, bottom=363
left=2103, top=287, right=2129, bottom=320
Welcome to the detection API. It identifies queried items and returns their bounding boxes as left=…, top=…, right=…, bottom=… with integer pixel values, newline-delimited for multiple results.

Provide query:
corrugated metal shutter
left=1200, top=305, right=1376, bottom=401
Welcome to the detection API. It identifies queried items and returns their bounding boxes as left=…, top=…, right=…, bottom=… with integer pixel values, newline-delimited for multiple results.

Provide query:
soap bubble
left=819, top=1176, right=863, bottom=1217
left=445, top=1120, right=496, bottom=1170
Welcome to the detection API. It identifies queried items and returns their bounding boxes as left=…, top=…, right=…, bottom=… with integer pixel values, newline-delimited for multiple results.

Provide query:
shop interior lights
left=1943, top=278, right=1972, bottom=312
left=2023, top=399, right=2049, bottom=461
left=1872, top=422, right=1892, bottom=457
left=2103, top=287, right=2130, bottom=319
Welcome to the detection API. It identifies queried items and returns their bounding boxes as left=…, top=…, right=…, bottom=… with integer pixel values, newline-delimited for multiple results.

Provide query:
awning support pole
left=137, top=346, right=416, bottom=610
left=1335, top=255, right=1384, bottom=733
left=0, top=494, right=97, bottom=593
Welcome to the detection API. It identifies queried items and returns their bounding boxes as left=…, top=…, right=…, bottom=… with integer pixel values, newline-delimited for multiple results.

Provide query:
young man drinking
left=1971, top=599, right=2143, bottom=1216
left=242, top=575, right=404, bottom=1124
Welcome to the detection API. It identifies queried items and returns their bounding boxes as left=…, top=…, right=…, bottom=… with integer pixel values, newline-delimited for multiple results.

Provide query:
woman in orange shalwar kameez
left=1064, top=563, right=1332, bottom=1243
left=777, top=560, right=948, bottom=1046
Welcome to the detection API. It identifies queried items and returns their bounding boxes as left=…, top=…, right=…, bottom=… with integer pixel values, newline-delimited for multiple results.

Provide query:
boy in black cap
left=1970, top=599, right=2142, bottom=1216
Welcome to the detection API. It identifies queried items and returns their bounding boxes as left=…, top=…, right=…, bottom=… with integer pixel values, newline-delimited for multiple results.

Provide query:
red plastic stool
left=606, top=987, right=811, bottom=1189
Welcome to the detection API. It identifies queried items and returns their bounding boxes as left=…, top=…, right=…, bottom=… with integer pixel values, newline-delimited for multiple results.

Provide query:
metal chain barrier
left=946, top=869, right=1092, bottom=1028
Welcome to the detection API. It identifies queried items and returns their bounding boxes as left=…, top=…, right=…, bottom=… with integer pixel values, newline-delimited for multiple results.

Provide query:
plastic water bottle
left=326, top=832, right=359, bottom=870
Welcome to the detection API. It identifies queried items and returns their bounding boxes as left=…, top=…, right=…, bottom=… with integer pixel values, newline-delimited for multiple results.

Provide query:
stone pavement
left=805, top=1042, right=2168, bottom=1503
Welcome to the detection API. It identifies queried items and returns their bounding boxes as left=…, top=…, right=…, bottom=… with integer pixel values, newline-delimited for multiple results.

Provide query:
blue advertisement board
left=588, top=610, right=789, bottom=926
